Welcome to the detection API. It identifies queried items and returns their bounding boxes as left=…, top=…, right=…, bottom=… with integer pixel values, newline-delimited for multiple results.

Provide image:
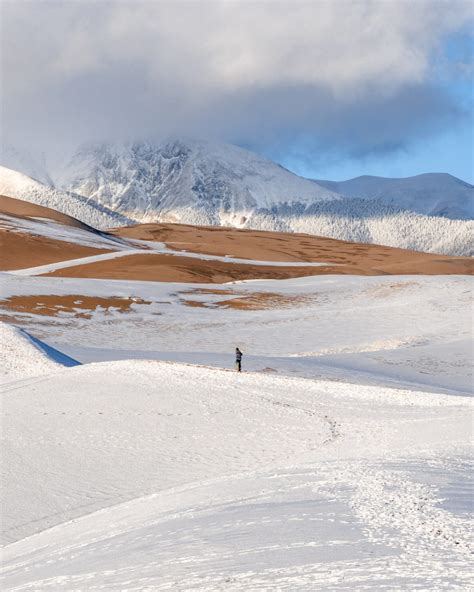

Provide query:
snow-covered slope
left=0, top=271, right=472, bottom=589
left=315, top=173, right=474, bottom=219
left=262, top=198, right=473, bottom=256
left=1, top=359, right=472, bottom=589
left=54, top=139, right=340, bottom=225
left=0, top=322, right=79, bottom=381
left=0, top=165, right=133, bottom=229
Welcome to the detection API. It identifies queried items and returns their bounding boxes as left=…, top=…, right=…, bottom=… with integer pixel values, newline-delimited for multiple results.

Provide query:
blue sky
left=2, top=1, right=473, bottom=183
left=284, top=123, right=473, bottom=183
left=284, top=29, right=473, bottom=183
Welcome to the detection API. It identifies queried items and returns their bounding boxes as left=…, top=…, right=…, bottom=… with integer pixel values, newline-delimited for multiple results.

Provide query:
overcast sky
left=1, top=0, right=473, bottom=181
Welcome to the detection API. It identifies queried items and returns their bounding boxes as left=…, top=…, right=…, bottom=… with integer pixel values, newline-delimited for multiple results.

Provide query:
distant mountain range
left=314, top=173, right=473, bottom=220
left=1, top=139, right=472, bottom=255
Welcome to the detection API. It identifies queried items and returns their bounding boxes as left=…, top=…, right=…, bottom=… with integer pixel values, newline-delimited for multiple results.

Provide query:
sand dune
left=0, top=232, right=112, bottom=271
left=112, top=222, right=473, bottom=277
left=44, top=247, right=472, bottom=283
left=0, top=194, right=94, bottom=229
left=0, top=195, right=113, bottom=270
left=45, top=253, right=336, bottom=283
left=2, top=199, right=472, bottom=280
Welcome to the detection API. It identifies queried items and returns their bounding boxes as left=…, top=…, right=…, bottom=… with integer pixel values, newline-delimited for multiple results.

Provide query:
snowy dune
left=1, top=353, right=472, bottom=589
left=1, top=273, right=471, bottom=394
left=0, top=195, right=134, bottom=270
left=3, top=204, right=472, bottom=279
left=0, top=322, right=78, bottom=381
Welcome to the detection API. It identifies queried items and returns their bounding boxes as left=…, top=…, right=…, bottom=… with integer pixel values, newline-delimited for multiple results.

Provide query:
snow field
left=1, top=358, right=472, bottom=589
left=1, top=273, right=470, bottom=395
left=0, top=271, right=472, bottom=589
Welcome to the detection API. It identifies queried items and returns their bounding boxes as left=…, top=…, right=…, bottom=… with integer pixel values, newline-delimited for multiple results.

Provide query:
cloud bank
left=1, top=0, right=472, bottom=165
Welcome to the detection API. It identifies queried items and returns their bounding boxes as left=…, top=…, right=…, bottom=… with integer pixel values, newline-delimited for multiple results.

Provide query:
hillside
left=2, top=200, right=472, bottom=279
left=315, top=173, right=474, bottom=219
left=0, top=195, right=127, bottom=270
left=0, top=165, right=133, bottom=229
left=1, top=315, right=472, bottom=588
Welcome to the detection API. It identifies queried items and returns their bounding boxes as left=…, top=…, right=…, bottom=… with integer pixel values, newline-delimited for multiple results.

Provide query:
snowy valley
left=0, top=188, right=472, bottom=590
left=3, top=1, right=474, bottom=589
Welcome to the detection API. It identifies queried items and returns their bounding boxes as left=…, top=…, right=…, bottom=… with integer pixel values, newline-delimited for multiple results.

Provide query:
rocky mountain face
left=53, top=139, right=340, bottom=226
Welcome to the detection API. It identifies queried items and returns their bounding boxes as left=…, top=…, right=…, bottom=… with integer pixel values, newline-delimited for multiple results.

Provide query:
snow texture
left=0, top=359, right=472, bottom=589
left=0, top=271, right=472, bottom=590
left=315, top=173, right=474, bottom=220
left=0, top=165, right=133, bottom=229
left=0, top=322, right=79, bottom=381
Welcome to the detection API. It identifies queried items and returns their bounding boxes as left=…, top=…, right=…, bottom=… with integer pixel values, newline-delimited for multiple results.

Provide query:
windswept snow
left=0, top=322, right=79, bottom=381
left=0, top=213, right=126, bottom=251
left=1, top=274, right=472, bottom=396
left=1, top=360, right=471, bottom=589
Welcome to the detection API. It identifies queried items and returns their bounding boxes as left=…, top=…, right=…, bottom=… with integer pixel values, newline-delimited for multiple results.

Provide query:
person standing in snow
left=235, top=347, right=243, bottom=372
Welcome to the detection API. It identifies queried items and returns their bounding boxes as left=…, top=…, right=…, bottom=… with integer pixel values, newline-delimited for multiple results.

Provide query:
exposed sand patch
left=181, top=291, right=312, bottom=310
left=365, top=281, right=419, bottom=298
left=0, top=295, right=150, bottom=319
left=113, top=222, right=474, bottom=276
left=0, top=231, right=111, bottom=271
left=0, top=195, right=114, bottom=270
left=0, top=195, right=92, bottom=230
left=43, top=253, right=333, bottom=283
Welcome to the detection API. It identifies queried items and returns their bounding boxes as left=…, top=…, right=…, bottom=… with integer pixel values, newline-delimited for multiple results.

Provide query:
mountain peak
left=54, top=138, right=339, bottom=225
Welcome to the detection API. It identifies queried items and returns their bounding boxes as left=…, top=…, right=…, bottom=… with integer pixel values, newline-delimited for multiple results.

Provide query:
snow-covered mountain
left=0, top=165, right=132, bottom=229
left=2, top=139, right=473, bottom=255
left=315, top=173, right=473, bottom=219
left=54, top=139, right=340, bottom=226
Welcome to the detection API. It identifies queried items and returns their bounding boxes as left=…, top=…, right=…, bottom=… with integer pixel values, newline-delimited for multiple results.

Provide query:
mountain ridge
left=314, top=172, right=473, bottom=219
left=1, top=139, right=472, bottom=255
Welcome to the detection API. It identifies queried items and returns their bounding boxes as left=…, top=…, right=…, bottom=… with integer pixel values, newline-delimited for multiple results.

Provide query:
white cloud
left=1, top=0, right=472, bottom=157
